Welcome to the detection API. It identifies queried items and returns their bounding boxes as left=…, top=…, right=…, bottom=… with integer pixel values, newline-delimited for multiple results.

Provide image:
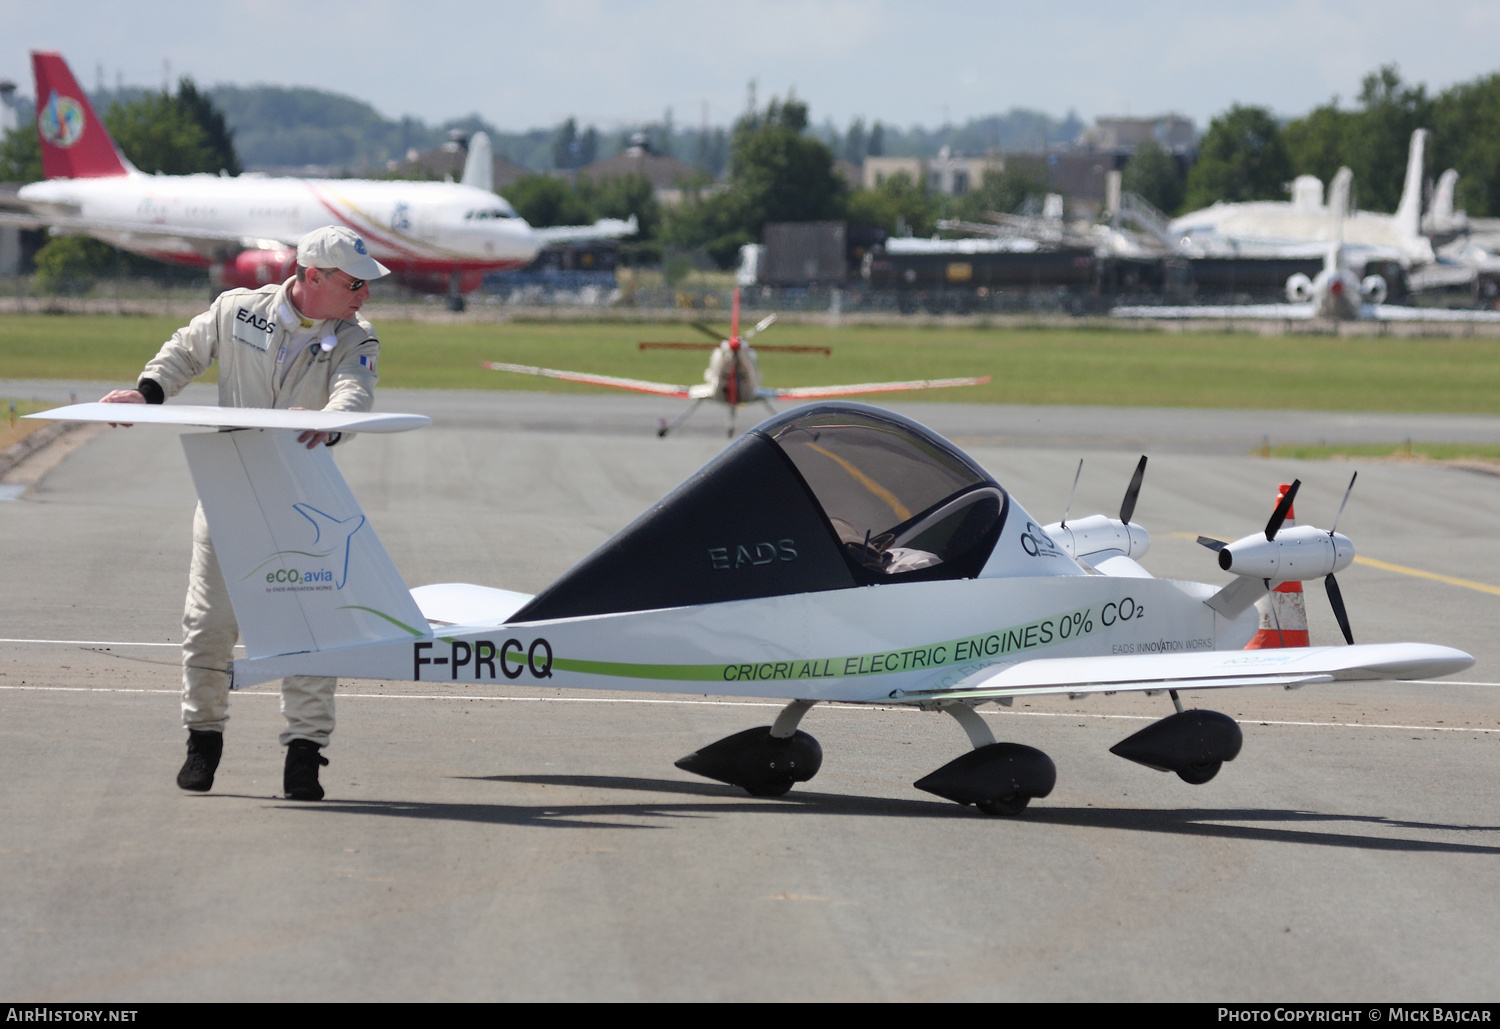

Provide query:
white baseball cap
left=296, top=226, right=390, bottom=280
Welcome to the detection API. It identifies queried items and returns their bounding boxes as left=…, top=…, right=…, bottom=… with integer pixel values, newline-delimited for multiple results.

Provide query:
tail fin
left=461, top=131, right=493, bottom=192
left=1327, top=167, right=1353, bottom=217
left=181, top=429, right=427, bottom=659
left=31, top=51, right=131, bottom=179
left=1392, top=128, right=1427, bottom=241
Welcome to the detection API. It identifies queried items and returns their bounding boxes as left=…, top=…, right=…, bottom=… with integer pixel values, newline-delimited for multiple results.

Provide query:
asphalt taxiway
left=2, top=386, right=1498, bottom=1001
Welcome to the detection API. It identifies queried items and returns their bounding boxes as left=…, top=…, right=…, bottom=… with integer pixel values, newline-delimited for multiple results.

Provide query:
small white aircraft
left=29, top=400, right=1473, bottom=815
left=1170, top=129, right=1436, bottom=269
left=1112, top=241, right=1500, bottom=324
left=482, top=288, right=992, bottom=436
left=0, top=52, right=630, bottom=307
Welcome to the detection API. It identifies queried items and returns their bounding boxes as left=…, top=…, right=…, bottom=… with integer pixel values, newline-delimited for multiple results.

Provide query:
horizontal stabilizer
left=893, top=643, right=1474, bottom=702
left=28, top=403, right=430, bottom=434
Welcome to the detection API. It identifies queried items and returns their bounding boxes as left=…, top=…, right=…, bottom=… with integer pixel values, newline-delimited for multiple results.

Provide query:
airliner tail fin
left=31, top=51, right=132, bottom=179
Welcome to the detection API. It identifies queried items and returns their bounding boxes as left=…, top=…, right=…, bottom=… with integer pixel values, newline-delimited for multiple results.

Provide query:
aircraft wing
left=0, top=210, right=54, bottom=231
left=531, top=215, right=639, bottom=246
left=1111, top=304, right=1316, bottom=320
left=768, top=376, right=990, bottom=400
left=481, top=361, right=696, bottom=399
left=26, top=403, right=431, bottom=434
left=890, top=643, right=1473, bottom=703
left=1365, top=303, right=1500, bottom=323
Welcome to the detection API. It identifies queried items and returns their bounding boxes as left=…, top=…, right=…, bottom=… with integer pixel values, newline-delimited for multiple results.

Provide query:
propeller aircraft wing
left=483, top=286, right=987, bottom=436
left=769, top=375, right=991, bottom=400
left=480, top=361, right=706, bottom=400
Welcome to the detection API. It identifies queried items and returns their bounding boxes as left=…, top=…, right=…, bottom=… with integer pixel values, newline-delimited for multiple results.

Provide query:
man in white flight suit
left=99, top=226, right=389, bottom=801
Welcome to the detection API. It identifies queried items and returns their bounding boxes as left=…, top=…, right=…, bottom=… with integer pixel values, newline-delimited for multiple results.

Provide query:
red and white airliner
left=5, top=52, right=546, bottom=302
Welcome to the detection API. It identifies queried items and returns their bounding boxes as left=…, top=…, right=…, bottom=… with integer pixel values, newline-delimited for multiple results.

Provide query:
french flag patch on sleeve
left=359, top=354, right=376, bottom=374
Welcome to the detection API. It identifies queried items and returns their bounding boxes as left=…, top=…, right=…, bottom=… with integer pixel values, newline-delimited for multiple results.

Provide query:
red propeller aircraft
left=482, top=289, right=991, bottom=436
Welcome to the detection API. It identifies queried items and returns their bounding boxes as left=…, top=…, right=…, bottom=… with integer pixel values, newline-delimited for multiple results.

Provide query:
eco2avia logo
left=241, top=503, right=365, bottom=591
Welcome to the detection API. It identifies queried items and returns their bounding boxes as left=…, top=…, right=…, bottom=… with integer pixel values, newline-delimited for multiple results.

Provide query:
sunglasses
left=325, top=269, right=367, bottom=292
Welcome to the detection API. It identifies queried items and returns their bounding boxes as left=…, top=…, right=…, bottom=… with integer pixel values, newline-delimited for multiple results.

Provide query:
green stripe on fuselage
left=548, top=604, right=1098, bottom=684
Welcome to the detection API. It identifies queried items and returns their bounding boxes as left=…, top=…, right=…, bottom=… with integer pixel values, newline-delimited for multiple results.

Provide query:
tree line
left=10, top=62, right=1500, bottom=284
left=1124, top=65, right=1500, bottom=218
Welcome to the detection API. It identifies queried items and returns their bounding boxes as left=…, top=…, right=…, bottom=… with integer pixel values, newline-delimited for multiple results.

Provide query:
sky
left=5, top=0, right=1500, bottom=134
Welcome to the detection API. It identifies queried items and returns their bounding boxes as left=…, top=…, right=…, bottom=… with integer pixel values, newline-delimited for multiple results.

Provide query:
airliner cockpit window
left=765, top=406, right=1008, bottom=582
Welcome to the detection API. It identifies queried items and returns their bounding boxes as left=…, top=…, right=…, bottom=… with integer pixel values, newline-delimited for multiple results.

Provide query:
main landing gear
left=1108, top=690, right=1243, bottom=785
left=914, top=704, right=1056, bottom=816
left=674, top=692, right=1244, bottom=815
left=675, top=700, right=822, bottom=797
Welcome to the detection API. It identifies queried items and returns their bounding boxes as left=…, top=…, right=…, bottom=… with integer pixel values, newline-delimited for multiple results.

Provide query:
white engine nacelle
left=1042, top=513, right=1150, bottom=561
left=1286, top=273, right=1314, bottom=303
left=1360, top=274, right=1388, bottom=305
left=1217, top=524, right=1353, bottom=582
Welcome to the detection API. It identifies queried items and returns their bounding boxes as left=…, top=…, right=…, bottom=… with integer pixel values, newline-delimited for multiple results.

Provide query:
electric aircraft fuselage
left=30, top=401, right=1474, bottom=815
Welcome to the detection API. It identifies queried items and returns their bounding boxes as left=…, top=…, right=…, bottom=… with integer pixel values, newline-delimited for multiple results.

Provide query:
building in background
left=575, top=133, right=708, bottom=206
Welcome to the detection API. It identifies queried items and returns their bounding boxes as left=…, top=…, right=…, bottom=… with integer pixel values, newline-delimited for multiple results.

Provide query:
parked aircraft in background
left=1112, top=241, right=1500, bottom=323
left=1169, top=130, right=1436, bottom=271
left=482, top=289, right=992, bottom=436
left=0, top=52, right=633, bottom=308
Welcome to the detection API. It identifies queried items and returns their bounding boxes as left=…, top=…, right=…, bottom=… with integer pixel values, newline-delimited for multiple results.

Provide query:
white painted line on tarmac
left=0, top=638, right=184, bottom=647
left=3, top=683, right=1497, bottom=734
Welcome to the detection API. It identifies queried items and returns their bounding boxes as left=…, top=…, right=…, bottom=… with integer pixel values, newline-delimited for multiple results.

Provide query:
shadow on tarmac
left=242, top=773, right=1500, bottom=852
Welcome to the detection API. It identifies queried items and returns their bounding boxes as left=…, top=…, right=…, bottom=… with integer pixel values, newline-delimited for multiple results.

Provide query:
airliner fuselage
left=18, top=173, right=539, bottom=274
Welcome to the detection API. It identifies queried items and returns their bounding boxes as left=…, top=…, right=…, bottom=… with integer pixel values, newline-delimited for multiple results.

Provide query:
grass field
left=1267, top=442, right=1500, bottom=461
left=0, top=398, right=54, bottom=453
left=3, top=314, right=1500, bottom=414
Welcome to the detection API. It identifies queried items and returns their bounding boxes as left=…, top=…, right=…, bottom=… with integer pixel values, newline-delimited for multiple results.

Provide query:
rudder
left=31, top=51, right=131, bottom=179
left=181, top=429, right=427, bottom=660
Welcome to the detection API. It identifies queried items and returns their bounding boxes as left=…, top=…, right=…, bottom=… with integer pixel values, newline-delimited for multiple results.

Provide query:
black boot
left=177, top=729, right=223, bottom=792
left=284, top=739, right=329, bottom=801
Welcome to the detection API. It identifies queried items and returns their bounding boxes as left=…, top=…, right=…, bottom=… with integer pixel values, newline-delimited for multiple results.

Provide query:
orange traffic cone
left=1245, top=482, right=1310, bottom=648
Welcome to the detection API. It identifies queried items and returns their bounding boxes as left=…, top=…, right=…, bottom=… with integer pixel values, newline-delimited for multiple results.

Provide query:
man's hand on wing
left=98, top=389, right=145, bottom=427
left=289, top=407, right=332, bottom=449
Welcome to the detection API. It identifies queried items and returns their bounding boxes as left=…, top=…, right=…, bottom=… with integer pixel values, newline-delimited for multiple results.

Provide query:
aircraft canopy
left=510, top=404, right=1008, bottom=622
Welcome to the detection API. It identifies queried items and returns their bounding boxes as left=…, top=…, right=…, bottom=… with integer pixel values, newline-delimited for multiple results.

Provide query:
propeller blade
left=1195, top=536, right=1227, bottom=552
left=688, top=322, right=726, bottom=343
left=1264, top=479, right=1301, bottom=540
left=1119, top=455, right=1147, bottom=525
left=752, top=344, right=831, bottom=356
left=1060, top=459, right=1083, bottom=530
left=743, top=313, right=778, bottom=340
left=1329, top=471, right=1357, bottom=536
left=1325, top=573, right=1355, bottom=645
left=639, top=342, right=719, bottom=351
